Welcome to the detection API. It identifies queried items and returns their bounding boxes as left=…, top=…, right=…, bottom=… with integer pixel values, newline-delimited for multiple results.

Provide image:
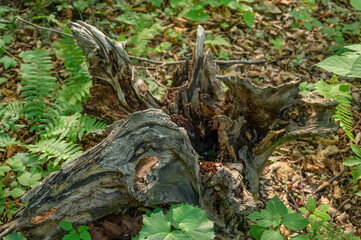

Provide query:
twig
left=144, top=68, right=188, bottom=90
left=271, top=175, right=299, bottom=209
left=312, top=170, right=345, bottom=195
left=16, top=17, right=73, bottom=38
left=0, top=47, right=23, bottom=66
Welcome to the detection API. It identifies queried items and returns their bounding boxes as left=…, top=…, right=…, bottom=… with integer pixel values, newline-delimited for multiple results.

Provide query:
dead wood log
left=0, top=21, right=338, bottom=239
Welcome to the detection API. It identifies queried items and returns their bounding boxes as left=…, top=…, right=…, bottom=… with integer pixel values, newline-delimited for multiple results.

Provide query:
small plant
left=59, top=221, right=91, bottom=240
left=248, top=196, right=361, bottom=240
left=247, top=196, right=308, bottom=240
left=134, top=203, right=215, bottom=240
left=271, top=38, right=285, bottom=51
left=344, top=144, right=361, bottom=196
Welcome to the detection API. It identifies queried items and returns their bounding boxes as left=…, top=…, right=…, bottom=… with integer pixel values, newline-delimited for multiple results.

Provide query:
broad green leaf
left=351, top=145, right=361, bottom=158
left=351, top=0, right=361, bottom=10
left=186, top=4, right=209, bottom=22
left=59, top=221, right=73, bottom=231
left=314, top=55, right=361, bottom=77
left=266, top=197, right=288, bottom=217
left=18, top=172, right=42, bottom=188
left=256, top=218, right=274, bottom=228
left=292, top=234, right=310, bottom=240
left=139, top=211, right=171, bottom=239
left=6, top=156, right=26, bottom=172
left=249, top=225, right=267, bottom=240
left=3, top=232, right=27, bottom=240
left=0, top=165, right=11, bottom=173
left=78, top=225, right=89, bottom=232
left=0, top=56, right=16, bottom=69
left=319, top=204, right=329, bottom=212
left=0, top=77, right=8, bottom=84
left=344, top=156, right=361, bottom=166
left=349, top=56, right=361, bottom=78
left=9, top=187, right=26, bottom=198
left=303, top=22, right=313, bottom=31
left=247, top=211, right=264, bottom=221
left=314, top=209, right=331, bottom=221
left=167, top=204, right=200, bottom=232
left=260, top=230, right=283, bottom=240
left=345, top=44, right=361, bottom=52
left=243, top=11, right=254, bottom=28
left=306, top=196, right=316, bottom=212
left=352, top=165, right=361, bottom=181
left=281, top=213, right=308, bottom=231
left=79, top=231, right=91, bottom=240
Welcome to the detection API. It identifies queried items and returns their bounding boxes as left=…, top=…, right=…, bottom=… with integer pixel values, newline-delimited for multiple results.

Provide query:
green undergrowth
left=0, top=30, right=107, bottom=225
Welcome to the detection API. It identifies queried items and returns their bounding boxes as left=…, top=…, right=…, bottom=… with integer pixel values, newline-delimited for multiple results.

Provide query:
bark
left=0, top=21, right=338, bottom=239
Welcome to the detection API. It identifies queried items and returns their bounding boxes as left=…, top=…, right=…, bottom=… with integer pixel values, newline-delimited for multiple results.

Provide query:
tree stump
left=0, top=21, right=338, bottom=239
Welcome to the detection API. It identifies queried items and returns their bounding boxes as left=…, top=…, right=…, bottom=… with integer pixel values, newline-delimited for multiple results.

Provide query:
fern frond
left=130, top=23, right=161, bottom=56
left=315, top=79, right=355, bottom=141
left=19, top=49, right=61, bottom=133
left=42, top=113, right=107, bottom=142
left=54, top=26, right=91, bottom=108
left=0, top=133, right=21, bottom=151
left=0, top=101, right=25, bottom=130
left=26, top=138, right=83, bottom=166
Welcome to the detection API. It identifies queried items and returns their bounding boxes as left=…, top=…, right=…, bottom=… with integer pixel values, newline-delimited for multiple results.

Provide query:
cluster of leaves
left=0, top=33, right=106, bottom=224
left=290, top=1, right=361, bottom=51
left=135, top=203, right=215, bottom=240
left=0, top=6, right=17, bottom=74
left=59, top=220, right=91, bottom=240
left=310, top=44, right=361, bottom=196
left=248, top=196, right=361, bottom=240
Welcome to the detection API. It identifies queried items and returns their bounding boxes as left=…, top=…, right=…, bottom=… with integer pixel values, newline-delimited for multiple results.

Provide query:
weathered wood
left=0, top=21, right=339, bottom=239
left=0, top=109, right=201, bottom=239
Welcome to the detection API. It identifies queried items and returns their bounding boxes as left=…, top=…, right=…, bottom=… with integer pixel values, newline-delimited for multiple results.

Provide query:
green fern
left=19, top=49, right=61, bottom=133
left=42, top=113, right=107, bottom=142
left=314, top=78, right=355, bottom=141
left=0, top=133, right=21, bottom=151
left=129, top=23, right=162, bottom=56
left=26, top=138, right=83, bottom=166
left=0, top=101, right=25, bottom=130
left=204, top=35, right=231, bottom=46
left=54, top=26, right=92, bottom=108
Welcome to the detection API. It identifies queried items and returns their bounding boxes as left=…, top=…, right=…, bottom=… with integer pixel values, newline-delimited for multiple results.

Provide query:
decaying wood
left=0, top=21, right=338, bottom=239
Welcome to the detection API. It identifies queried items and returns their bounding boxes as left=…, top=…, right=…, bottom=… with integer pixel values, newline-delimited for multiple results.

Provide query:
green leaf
left=0, top=77, right=8, bottom=84
left=138, top=211, right=171, bottom=239
left=186, top=4, right=209, bottom=22
left=352, top=164, right=361, bottom=181
left=249, top=225, right=267, bottom=240
left=266, top=197, right=288, bottom=217
left=281, top=213, right=309, bottom=231
left=243, top=11, right=254, bottom=28
left=292, top=234, right=310, bottom=240
left=167, top=204, right=201, bottom=232
left=351, top=0, right=361, bottom=10
left=321, top=27, right=335, bottom=37
left=0, top=56, right=16, bottom=69
left=9, top=187, right=26, bottom=198
left=3, top=232, right=27, bottom=240
left=77, top=225, right=89, bottom=232
left=314, top=209, right=331, bottom=221
left=303, top=22, right=313, bottom=31
left=60, top=221, right=74, bottom=231
left=344, top=156, right=361, bottom=166
left=306, top=196, right=316, bottom=212
left=18, top=171, right=42, bottom=188
left=0, top=165, right=11, bottom=174
left=247, top=211, right=264, bottom=221
left=260, top=230, right=284, bottom=240
left=79, top=231, right=91, bottom=240
left=351, top=145, right=361, bottom=158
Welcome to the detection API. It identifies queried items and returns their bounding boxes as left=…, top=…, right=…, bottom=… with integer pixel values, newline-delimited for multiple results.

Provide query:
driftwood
left=0, top=21, right=337, bottom=239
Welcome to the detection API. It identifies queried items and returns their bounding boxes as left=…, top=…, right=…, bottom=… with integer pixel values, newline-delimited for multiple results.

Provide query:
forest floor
left=1, top=0, right=361, bottom=239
